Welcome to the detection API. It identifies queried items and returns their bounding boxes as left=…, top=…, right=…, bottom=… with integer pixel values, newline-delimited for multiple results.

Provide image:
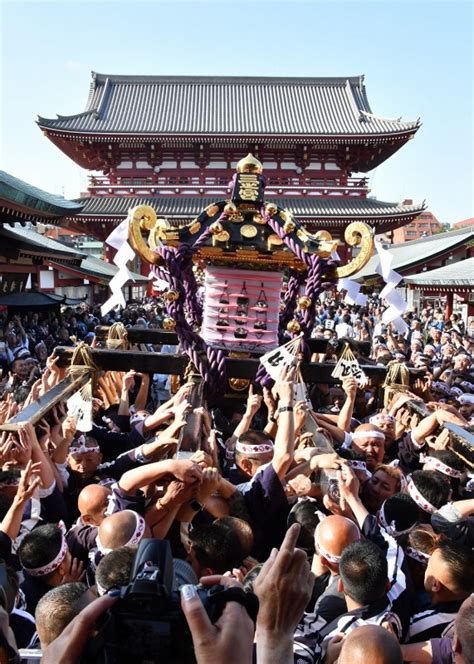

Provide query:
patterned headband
left=352, top=431, right=385, bottom=441
left=314, top=521, right=342, bottom=564
left=405, top=546, right=430, bottom=564
left=235, top=442, right=274, bottom=456
left=23, top=522, right=68, bottom=577
left=432, top=381, right=451, bottom=395
left=419, top=454, right=464, bottom=479
left=96, top=511, right=146, bottom=555
left=378, top=501, right=415, bottom=538
left=349, top=460, right=372, bottom=480
left=369, top=414, right=395, bottom=425
left=407, top=478, right=437, bottom=514
left=69, top=443, right=100, bottom=456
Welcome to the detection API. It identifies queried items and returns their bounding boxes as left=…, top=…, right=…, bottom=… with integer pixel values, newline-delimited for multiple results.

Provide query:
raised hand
left=122, top=371, right=136, bottom=392
left=171, top=459, right=203, bottom=484
left=61, top=557, right=86, bottom=584
left=245, top=384, right=262, bottom=418
left=181, top=575, right=254, bottom=664
left=253, top=523, right=314, bottom=661
left=15, top=460, right=42, bottom=504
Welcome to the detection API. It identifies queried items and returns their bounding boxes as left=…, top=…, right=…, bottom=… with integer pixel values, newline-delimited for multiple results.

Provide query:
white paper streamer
left=337, top=278, right=368, bottom=306
left=374, top=242, right=408, bottom=334
left=101, top=214, right=137, bottom=316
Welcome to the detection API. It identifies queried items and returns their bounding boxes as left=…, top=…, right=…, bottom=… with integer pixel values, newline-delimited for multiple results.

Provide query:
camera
left=319, top=469, right=341, bottom=503
left=83, top=539, right=258, bottom=664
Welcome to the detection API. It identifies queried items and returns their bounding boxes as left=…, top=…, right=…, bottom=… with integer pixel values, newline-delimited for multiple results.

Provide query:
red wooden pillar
left=444, top=291, right=453, bottom=319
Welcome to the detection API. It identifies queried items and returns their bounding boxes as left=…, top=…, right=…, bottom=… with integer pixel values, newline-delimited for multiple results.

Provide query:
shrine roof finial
left=236, top=153, right=263, bottom=175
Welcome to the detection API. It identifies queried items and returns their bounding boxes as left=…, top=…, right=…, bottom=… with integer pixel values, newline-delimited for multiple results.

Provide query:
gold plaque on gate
left=240, top=224, right=258, bottom=239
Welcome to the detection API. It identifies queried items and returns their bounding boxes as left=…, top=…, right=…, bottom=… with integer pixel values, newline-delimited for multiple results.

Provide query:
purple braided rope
left=279, top=270, right=304, bottom=343
left=300, top=255, right=323, bottom=339
left=149, top=221, right=228, bottom=399
left=260, top=206, right=311, bottom=267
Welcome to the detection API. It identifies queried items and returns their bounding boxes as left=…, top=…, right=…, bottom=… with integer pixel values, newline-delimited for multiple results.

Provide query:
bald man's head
left=315, top=515, right=360, bottom=571
left=97, top=510, right=149, bottom=552
left=78, top=484, right=111, bottom=527
left=351, top=424, right=386, bottom=470
left=338, top=625, right=402, bottom=664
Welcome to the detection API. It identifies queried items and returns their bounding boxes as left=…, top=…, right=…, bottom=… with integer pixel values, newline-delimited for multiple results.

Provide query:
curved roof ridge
left=360, top=110, right=420, bottom=127
left=90, top=71, right=366, bottom=85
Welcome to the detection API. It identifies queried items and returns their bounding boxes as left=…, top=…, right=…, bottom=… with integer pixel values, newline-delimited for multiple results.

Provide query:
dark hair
left=287, top=501, right=322, bottom=554
left=428, top=449, right=465, bottom=473
left=339, top=540, right=388, bottom=605
left=243, top=563, right=264, bottom=594
left=95, top=546, right=135, bottom=593
left=436, top=542, right=474, bottom=594
left=189, top=523, right=243, bottom=574
left=336, top=448, right=366, bottom=462
left=18, top=523, right=64, bottom=579
left=382, top=493, right=418, bottom=533
left=237, top=430, right=272, bottom=448
left=410, top=470, right=451, bottom=511
left=12, top=386, right=31, bottom=405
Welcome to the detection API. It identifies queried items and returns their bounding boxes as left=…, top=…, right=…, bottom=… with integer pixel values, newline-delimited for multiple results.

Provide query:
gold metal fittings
left=335, top=222, right=374, bottom=278
left=128, top=205, right=162, bottom=265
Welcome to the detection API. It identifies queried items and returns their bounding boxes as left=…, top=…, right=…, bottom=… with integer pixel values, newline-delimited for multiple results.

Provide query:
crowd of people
left=0, top=297, right=472, bottom=663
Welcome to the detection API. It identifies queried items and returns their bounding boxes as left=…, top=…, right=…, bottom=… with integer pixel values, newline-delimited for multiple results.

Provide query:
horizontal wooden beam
left=94, top=326, right=371, bottom=357
left=55, top=346, right=424, bottom=386
left=0, top=374, right=89, bottom=432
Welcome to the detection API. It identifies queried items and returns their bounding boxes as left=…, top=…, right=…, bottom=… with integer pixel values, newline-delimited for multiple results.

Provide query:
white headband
left=96, top=511, right=146, bottom=555
left=235, top=442, right=273, bottom=456
left=351, top=431, right=385, bottom=441
left=23, top=522, right=68, bottom=577
left=405, top=546, right=429, bottom=564
left=378, top=501, right=415, bottom=538
left=314, top=521, right=342, bottom=564
left=407, top=479, right=437, bottom=514
left=369, top=414, right=395, bottom=425
left=419, top=454, right=464, bottom=479
left=69, top=444, right=100, bottom=456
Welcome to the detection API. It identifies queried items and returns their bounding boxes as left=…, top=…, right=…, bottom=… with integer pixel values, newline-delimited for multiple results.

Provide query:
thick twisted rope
left=150, top=223, right=228, bottom=399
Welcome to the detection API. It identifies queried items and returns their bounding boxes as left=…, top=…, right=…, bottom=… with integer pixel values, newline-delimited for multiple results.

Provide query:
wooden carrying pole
left=54, top=346, right=425, bottom=386
left=94, top=326, right=372, bottom=358
left=0, top=374, right=89, bottom=433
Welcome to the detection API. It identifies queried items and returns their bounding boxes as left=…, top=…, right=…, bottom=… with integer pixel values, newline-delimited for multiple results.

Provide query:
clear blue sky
left=1, top=0, right=473, bottom=225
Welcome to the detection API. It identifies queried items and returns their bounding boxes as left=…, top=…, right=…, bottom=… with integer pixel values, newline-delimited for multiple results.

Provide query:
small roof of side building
left=404, top=257, right=474, bottom=288
left=0, top=171, right=83, bottom=225
left=0, top=225, right=86, bottom=263
left=47, top=254, right=148, bottom=286
left=354, top=226, right=474, bottom=280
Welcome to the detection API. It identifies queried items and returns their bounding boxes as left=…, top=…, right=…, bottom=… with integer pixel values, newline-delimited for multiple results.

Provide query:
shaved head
left=339, top=625, right=402, bottom=664
left=351, top=424, right=386, bottom=470
left=98, top=510, right=149, bottom=551
left=78, top=484, right=111, bottom=527
left=315, top=515, right=360, bottom=570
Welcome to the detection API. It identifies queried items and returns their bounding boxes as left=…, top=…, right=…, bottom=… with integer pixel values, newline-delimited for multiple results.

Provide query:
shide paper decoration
left=101, top=215, right=138, bottom=316
left=374, top=242, right=408, bottom=334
